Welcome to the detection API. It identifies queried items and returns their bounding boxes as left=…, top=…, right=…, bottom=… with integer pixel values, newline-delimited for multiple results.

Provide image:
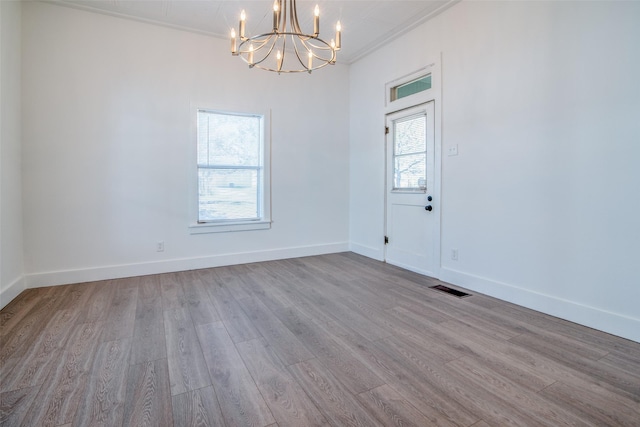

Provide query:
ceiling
left=47, top=0, right=457, bottom=63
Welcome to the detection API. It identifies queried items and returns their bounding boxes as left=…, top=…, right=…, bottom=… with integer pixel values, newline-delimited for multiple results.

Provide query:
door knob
left=425, top=205, right=433, bottom=211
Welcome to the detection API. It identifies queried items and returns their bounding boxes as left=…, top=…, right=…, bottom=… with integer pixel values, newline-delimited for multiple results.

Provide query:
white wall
left=349, top=1, right=640, bottom=342
left=0, top=0, right=25, bottom=307
left=21, top=2, right=350, bottom=287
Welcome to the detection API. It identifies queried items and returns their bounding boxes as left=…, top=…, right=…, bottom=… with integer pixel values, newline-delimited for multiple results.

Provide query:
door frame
left=383, top=60, right=442, bottom=279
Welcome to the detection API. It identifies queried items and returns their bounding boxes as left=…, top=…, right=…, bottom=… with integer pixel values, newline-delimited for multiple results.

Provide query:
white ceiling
left=47, top=0, right=457, bottom=63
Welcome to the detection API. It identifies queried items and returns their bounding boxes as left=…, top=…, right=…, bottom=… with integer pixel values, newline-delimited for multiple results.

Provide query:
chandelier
left=230, top=0, right=341, bottom=73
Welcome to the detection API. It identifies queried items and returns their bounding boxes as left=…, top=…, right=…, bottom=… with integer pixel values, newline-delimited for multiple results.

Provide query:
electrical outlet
left=448, top=145, right=459, bottom=156
left=157, top=241, right=165, bottom=252
left=451, top=249, right=458, bottom=261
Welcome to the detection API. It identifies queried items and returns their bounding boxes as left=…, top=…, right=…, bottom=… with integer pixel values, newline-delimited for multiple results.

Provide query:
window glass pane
left=391, top=74, right=432, bottom=102
left=394, top=154, right=426, bottom=189
left=198, top=169, right=259, bottom=221
left=394, top=115, right=426, bottom=155
left=197, top=111, right=261, bottom=167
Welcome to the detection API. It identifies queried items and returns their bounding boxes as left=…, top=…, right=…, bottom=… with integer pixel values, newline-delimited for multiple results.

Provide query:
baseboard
left=0, top=275, right=26, bottom=310
left=349, top=242, right=384, bottom=261
left=440, top=267, right=640, bottom=344
left=26, top=242, right=349, bottom=289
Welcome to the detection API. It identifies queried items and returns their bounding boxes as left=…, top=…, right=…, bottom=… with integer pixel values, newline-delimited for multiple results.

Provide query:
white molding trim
left=26, top=242, right=349, bottom=289
left=440, top=267, right=640, bottom=343
left=349, top=242, right=384, bottom=261
left=0, top=275, right=26, bottom=310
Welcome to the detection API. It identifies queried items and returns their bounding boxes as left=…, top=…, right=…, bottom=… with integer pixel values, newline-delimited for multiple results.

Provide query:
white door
left=385, top=101, right=439, bottom=276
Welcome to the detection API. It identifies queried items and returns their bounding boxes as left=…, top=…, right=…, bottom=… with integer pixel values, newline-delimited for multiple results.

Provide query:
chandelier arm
left=290, top=34, right=309, bottom=71
left=251, top=36, right=279, bottom=67
left=281, top=0, right=287, bottom=33
left=291, top=0, right=302, bottom=34
left=238, top=34, right=273, bottom=53
left=298, top=37, right=336, bottom=62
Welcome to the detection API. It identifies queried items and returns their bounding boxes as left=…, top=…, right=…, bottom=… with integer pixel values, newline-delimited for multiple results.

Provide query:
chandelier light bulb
left=314, top=5, right=320, bottom=36
left=239, top=10, right=246, bottom=38
left=230, top=28, right=237, bottom=54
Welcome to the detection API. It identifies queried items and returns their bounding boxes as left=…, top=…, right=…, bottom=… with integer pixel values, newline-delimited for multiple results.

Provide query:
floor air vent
left=430, top=284, right=471, bottom=298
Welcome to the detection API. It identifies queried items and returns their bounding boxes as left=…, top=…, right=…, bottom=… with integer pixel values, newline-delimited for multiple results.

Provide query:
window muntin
left=197, top=110, right=264, bottom=223
left=393, top=113, right=427, bottom=191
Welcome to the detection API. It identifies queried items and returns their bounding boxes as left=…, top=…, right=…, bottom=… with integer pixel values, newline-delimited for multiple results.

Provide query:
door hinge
left=384, top=236, right=389, bottom=245
left=385, top=126, right=389, bottom=135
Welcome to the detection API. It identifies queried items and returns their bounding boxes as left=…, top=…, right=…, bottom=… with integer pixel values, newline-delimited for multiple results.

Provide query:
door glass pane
left=394, top=154, right=426, bottom=189
left=393, top=114, right=426, bottom=190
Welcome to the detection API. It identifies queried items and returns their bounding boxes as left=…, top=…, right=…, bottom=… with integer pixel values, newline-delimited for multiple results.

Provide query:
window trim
left=189, top=107, right=271, bottom=234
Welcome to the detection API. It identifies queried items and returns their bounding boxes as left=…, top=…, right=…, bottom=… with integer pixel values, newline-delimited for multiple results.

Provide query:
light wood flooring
left=1, top=252, right=639, bottom=426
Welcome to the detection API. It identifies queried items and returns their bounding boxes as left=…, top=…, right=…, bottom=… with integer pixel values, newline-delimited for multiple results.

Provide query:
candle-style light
left=313, top=5, right=320, bottom=36
left=335, top=21, right=342, bottom=50
left=248, top=43, right=254, bottom=64
left=273, top=1, right=280, bottom=31
left=307, top=50, right=313, bottom=71
left=231, top=28, right=237, bottom=54
left=239, top=10, right=246, bottom=38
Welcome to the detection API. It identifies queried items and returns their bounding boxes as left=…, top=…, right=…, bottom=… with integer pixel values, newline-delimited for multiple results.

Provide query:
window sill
left=189, top=220, right=271, bottom=234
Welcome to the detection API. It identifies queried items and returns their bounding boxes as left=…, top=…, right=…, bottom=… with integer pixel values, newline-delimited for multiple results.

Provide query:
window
left=385, top=65, right=435, bottom=109
left=192, top=109, right=270, bottom=233
left=390, top=74, right=432, bottom=102
left=392, top=112, right=427, bottom=191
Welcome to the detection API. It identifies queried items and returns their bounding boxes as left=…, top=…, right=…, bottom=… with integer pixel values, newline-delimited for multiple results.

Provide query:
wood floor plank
left=181, top=271, right=220, bottom=326
left=209, top=266, right=253, bottom=300
left=202, top=272, right=261, bottom=343
left=172, top=386, right=226, bottom=427
left=73, top=338, right=132, bottom=427
left=21, top=321, right=104, bottom=426
left=196, top=321, right=275, bottom=427
left=361, top=338, right=479, bottom=427
left=161, top=273, right=187, bottom=311
left=236, top=296, right=314, bottom=365
left=123, top=359, right=173, bottom=427
left=102, top=281, right=138, bottom=342
left=130, top=277, right=167, bottom=365
left=274, top=305, right=385, bottom=393
left=357, top=384, right=436, bottom=427
left=236, top=338, right=329, bottom=427
left=509, top=332, right=640, bottom=401
left=0, top=385, right=40, bottom=427
left=540, top=379, right=640, bottom=426
left=0, top=288, right=43, bottom=336
left=293, top=285, right=391, bottom=342
left=0, top=287, right=69, bottom=364
left=437, top=319, right=556, bottom=392
left=445, top=356, right=594, bottom=426
left=77, top=281, right=116, bottom=323
left=287, top=358, right=384, bottom=427
left=1, top=308, right=78, bottom=392
left=163, top=308, right=211, bottom=396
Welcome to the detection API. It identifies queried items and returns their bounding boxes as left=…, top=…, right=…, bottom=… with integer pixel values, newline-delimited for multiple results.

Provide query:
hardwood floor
left=1, top=252, right=639, bottom=426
